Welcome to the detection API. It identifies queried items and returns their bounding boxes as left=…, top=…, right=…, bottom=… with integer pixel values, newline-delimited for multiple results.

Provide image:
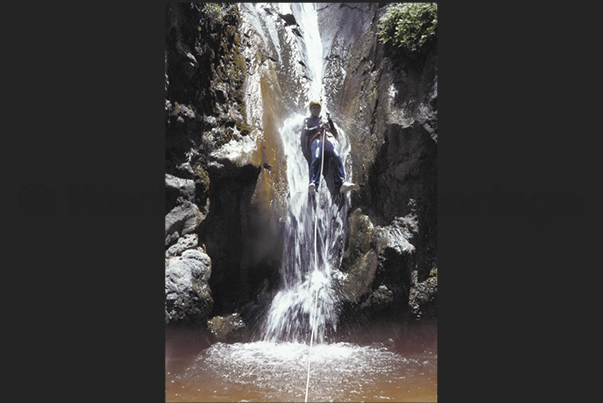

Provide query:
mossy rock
left=342, top=208, right=374, bottom=272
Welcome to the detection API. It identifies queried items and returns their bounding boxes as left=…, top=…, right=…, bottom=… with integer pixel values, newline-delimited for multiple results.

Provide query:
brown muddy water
left=166, top=323, right=437, bottom=402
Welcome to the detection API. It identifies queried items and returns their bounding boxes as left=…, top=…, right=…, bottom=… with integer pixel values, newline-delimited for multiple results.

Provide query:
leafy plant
left=378, top=3, right=437, bottom=55
left=202, top=3, right=225, bottom=23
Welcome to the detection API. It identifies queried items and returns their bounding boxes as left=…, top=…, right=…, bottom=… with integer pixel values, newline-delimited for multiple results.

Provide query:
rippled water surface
left=166, top=325, right=437, bottom=402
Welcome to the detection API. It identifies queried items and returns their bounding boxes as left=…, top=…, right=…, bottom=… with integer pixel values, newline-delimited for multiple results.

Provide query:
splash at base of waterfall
left=166, top=323, right=437, bottom=402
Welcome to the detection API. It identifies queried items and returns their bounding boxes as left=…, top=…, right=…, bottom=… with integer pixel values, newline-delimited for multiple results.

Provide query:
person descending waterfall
left=301, top=100, right=355, bottom=195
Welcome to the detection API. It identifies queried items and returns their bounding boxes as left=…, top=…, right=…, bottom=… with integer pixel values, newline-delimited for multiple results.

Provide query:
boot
left=339, top=182, right=356, bottom=193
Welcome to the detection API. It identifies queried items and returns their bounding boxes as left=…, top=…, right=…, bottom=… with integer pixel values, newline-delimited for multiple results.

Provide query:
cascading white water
left=261, top=114, right=349, bottom=343
left=260, top=3, right=351, bottom=344
left=294, top=3, right=324, bottom=101
left=165, top=5, right=438, bottom=401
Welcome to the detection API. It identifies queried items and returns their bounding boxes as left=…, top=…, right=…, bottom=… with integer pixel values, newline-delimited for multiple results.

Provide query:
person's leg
left=309, top=138, right=323, bottom=186
left=325, top=140, right=346, bottom=186
left=325, top=140, right=355, bottom=193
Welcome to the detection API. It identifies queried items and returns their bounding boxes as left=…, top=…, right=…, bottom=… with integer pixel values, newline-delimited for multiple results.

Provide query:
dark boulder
left=165, top=239, right=214, bottom=324
left=337, top=206, right=419, bottom=324
left=165, top=200, right=204, bottom=247
left=207, top=313, right=247, bottom=342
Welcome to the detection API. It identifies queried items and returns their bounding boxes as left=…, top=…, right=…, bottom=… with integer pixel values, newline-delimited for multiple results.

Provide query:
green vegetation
left=236, top=119, right=251, bottom=136
left=202, top=3, right=227, bottom=26
left=194, top=164, right=211, bottom=195
left=377, top=3, right=437, bottom=55
left=199, top=3, right=250, bottom=139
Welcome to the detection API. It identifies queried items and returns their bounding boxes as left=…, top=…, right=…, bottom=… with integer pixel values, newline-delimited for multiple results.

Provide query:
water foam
left=174, top=341, right=427, bottom=402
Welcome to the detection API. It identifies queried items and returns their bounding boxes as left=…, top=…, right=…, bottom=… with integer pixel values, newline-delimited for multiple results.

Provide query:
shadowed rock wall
left=165, top=3, right=437, bottom=330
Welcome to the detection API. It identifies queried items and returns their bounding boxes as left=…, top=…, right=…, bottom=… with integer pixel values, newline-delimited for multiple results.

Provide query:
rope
left=304, top=122, right=327, bottom=403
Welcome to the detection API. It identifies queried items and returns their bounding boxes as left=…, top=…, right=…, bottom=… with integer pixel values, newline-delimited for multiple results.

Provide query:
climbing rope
left=304, top=123, right=327, bottom=403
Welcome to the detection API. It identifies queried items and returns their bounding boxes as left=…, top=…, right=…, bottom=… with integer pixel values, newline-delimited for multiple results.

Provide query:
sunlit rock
left=209, top=133, right=261, bottom=171
left=165, top=233, right=199, bottom=258
left=165, top=246, right=213, bottom=324
left=165, top=173, right=196, bottom=214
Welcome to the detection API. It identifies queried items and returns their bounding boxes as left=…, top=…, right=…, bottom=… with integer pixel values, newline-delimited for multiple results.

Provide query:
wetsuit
left=300, top=114, right=346, bottom=187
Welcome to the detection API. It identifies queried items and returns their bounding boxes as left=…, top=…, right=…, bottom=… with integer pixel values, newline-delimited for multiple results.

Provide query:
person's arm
left=326, top=113, right=338, bottom=138
left=301, top=119, right=312, bottom=163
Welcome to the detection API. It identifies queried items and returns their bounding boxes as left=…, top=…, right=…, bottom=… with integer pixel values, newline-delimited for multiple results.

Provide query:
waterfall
left=166, top=5, right=439, bottom=401
left=261, top=116, right=350, bottom=344
left=256, top=3, right=351, bottom=344
left=294, top=3, right=324, bottom=101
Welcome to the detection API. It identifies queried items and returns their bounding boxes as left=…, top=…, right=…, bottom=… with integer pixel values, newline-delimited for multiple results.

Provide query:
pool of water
left=166, top=323, right=437, bottom=402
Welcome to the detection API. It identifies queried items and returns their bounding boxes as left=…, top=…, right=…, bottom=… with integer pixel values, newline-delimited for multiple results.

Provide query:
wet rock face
left=165, top=3, right=282, bottom=322
left=337, top=206, right=419, bottom=322
left=320, top=2, right=437, bottom=291
left=366, top=119, right=437, bottom=283
left=165, top=3, right=250, bottom=202
left=338, top=209, right=377, bottom=303
left=341, top=208, right=374, bottom=270
left=319, top=2, right=437, bottom=326
left=338, top=249, right=379, bottom=304
left=318, top=3, right=374, bottom=107
left=409, top=269, right=437, bottom=321
left=200, top=160, right=261, bottom=313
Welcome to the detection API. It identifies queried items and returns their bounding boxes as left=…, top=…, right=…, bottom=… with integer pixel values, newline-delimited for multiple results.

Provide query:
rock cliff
left=164, top=3, right=437, bottom=330
left=316, top=3, right=437, bottom=325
